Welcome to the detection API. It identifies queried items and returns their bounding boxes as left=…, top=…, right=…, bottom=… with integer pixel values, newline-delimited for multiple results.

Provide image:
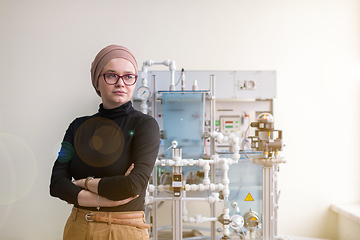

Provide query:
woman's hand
left=72, top=163, right=134, bottom=189
left=72, top=178, right=85, bottom=188
left=74, top=163, right=136, bottom=206
left=113, top=194, right=139, bottom=207
left=125, top=163, right=134, bottom=176
left=77, top=190, right=139, bottom=208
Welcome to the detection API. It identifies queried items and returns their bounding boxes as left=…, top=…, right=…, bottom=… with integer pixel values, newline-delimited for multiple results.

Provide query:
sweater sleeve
left=98, top=117, right=159, bottom=201
left=49, top=121, right=83, bottom=205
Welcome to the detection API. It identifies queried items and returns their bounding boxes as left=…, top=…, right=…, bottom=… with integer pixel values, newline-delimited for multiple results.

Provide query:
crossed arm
left=71, top=164, right=137, bottom=208
left=50, top=116, right=160, bottom=207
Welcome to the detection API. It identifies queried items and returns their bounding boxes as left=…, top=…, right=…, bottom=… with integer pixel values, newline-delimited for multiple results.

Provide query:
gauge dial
left=136, top=86, right=151, bottom=100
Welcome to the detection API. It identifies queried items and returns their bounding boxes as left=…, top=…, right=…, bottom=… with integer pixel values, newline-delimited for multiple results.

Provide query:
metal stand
left=172, top=147, right=183, bottom=240
left=253, top=157, right=285, bottom=240
left=262, top=164, right=275, bottom=240
left=210, top=75, right=216, bottom=240
left=173, top=197, right=182, bottom=240
left=151, top=75, right=158, bottom=240
left=151, top=167, right=158, bottom=240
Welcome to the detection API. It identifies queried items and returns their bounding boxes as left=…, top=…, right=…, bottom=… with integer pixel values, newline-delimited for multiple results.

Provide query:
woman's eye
left=106, top=74, right=117, bottom=79
left=124, top=75, right=134, bottom=80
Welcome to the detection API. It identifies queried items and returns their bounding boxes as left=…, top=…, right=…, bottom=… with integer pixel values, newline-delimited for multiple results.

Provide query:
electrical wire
left=231, top=220, right=246, bottom=240
left=162, top=145, right=174, bottom=155
left=175, top=70, right=184, bottom=86
left=241, top=124, right=251, bottom=159
left=231, top=221, right=246, bottom=239
left=159, top=171, right=173, bottom=194
left=175, top=75, right=182, bottom=86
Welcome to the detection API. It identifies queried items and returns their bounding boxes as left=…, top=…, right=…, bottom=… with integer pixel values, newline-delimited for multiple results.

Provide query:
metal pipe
left=152, top=165, right=158, bottom=240
left=274, top=165, right=279, bottom=238
left=209, top=75, right=216, bottom=240
left=152, top=75, right=156, bottom=118
left=172, top=148, right=182, bottom=240
left=153, top=197, right=173, bottom=201
left=262, top=165, right=275, bottom=240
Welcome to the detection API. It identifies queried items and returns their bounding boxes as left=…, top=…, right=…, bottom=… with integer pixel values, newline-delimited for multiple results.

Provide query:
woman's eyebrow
left=103, top=70, right=135, bottom=74
left=123, top=71, right=136, bottom=74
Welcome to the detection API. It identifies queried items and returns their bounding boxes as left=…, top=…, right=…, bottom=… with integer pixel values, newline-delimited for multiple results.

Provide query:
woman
left=50, top=45, right=159, bottom=240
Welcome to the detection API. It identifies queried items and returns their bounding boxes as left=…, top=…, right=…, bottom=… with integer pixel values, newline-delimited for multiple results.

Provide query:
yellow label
left=244, top=193, right=254, bottom=201
left=251, top=216, right=257, bottom=221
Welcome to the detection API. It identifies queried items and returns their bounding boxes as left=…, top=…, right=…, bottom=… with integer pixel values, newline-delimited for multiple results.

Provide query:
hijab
left=90, top=45, right=138, bottom=96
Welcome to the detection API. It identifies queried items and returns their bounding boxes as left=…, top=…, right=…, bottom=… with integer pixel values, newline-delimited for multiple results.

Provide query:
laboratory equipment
left=132, top=60, right=285, bottom=240
left=137, top=85, right=151, bottom=100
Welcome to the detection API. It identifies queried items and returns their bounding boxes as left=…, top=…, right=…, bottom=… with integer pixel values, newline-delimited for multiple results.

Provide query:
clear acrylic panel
left=161, top=92, right=206, bottom=160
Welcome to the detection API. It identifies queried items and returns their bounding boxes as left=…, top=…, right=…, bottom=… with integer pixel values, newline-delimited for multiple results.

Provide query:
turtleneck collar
left=98, top=101, right=133, bottom=119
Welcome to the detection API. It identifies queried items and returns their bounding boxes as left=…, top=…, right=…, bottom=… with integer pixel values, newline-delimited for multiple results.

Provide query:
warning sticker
left=244, top=193, right=254, bottom=201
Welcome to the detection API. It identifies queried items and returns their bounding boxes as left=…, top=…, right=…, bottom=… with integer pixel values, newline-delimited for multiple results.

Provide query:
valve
left=229, top=214, right=244, bottom=231
left=243, top=209, right=259, bottom=230
left=218, top=214, right=230, bottom=226
left=172, top=174, right=182, bottom=197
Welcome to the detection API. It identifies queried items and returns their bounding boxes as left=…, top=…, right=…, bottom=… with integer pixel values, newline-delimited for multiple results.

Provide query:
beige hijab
left=90, top=45, right=138, bottom=96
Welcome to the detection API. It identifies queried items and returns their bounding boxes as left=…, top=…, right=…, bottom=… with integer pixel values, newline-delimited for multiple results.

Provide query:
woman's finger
left=125, top=163, right=134, bottom=176
left=117, top=195, right=139, bottom=205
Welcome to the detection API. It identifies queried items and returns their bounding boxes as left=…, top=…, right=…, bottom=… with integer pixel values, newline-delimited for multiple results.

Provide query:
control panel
left=219, top=116, right=241, bottom=134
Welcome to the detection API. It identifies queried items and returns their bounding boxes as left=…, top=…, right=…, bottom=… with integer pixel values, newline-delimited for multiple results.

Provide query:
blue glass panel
left=226, top=154, right=263, bottom=217
left=162, top=92, right=206, bottom=160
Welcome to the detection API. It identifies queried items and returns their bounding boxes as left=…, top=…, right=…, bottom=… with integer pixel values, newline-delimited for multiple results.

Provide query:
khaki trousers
left=63, top=207, right=149, bottom=240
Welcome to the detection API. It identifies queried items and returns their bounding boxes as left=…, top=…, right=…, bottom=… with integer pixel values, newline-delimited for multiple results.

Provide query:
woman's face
left=97, top=58, right=136, bottom=109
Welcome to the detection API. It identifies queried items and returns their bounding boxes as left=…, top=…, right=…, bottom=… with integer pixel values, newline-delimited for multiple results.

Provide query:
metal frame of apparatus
left=138, top=60, right=286, bottom=240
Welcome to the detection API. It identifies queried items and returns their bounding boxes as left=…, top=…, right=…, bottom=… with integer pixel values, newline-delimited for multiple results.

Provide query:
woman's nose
left=116, top=77, right=125, bottom=87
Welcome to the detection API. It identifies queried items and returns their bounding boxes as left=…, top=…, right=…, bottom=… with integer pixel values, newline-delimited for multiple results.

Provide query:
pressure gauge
left=136, top=86, right=151, bottom=100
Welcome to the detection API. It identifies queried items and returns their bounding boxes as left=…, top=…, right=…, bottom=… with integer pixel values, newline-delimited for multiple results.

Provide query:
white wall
left=0, top=0, right=359, bottom=239
left=337, top=215, right=360, bottom=240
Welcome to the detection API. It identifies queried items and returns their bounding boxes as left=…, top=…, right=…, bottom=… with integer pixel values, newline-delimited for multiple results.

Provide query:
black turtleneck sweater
left=50, top=101, right=159, bottom=212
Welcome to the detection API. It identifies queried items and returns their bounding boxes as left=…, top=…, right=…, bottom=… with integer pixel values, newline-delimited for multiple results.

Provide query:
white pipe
left=140, top=74, right=148, bottom=113
left=202, top=161, right=210, bottom=185
left=139, top=59, right=177, bottom=112
left=146, top=191, right=220, bottom=204
left=151, top=197, right=217, bottom=202
left=183, top=215, right=218, bottom=224
left=169, top=60, right=176, bottom=90
left=155, top=157, right=240, bottom=167
left=144, top=187, right=150, bottom=204
left=141, top=59, right=176, bottom=92
left=155, top=183, right=225, bottom=193
left=221, top=162, right=230, bottom=197
left=140, top=100, right=148, bottom=114
left=139, top=62, right=151, bottom=114
left=223, top=208, right=230, bottom=237
left=155, top=159, right=176, bottom=166
left=158, top=185, right=171, bottom=192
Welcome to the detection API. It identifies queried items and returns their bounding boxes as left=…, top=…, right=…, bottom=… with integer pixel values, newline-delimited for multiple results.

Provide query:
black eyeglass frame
left=101, top=73, right=138, bottom=86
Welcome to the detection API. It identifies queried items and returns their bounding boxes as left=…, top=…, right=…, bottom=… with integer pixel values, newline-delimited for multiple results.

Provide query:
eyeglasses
left=101, top=73, right=138, bottom=86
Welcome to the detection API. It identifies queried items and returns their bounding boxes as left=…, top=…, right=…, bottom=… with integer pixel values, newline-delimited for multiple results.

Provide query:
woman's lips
left=113, top=91, right=126, bottom=95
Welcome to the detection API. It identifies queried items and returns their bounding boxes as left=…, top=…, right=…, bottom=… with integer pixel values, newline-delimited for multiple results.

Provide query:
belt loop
left=108, top=212, right=112, bottom=225
left=72, top=207, right=78, bottom=222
